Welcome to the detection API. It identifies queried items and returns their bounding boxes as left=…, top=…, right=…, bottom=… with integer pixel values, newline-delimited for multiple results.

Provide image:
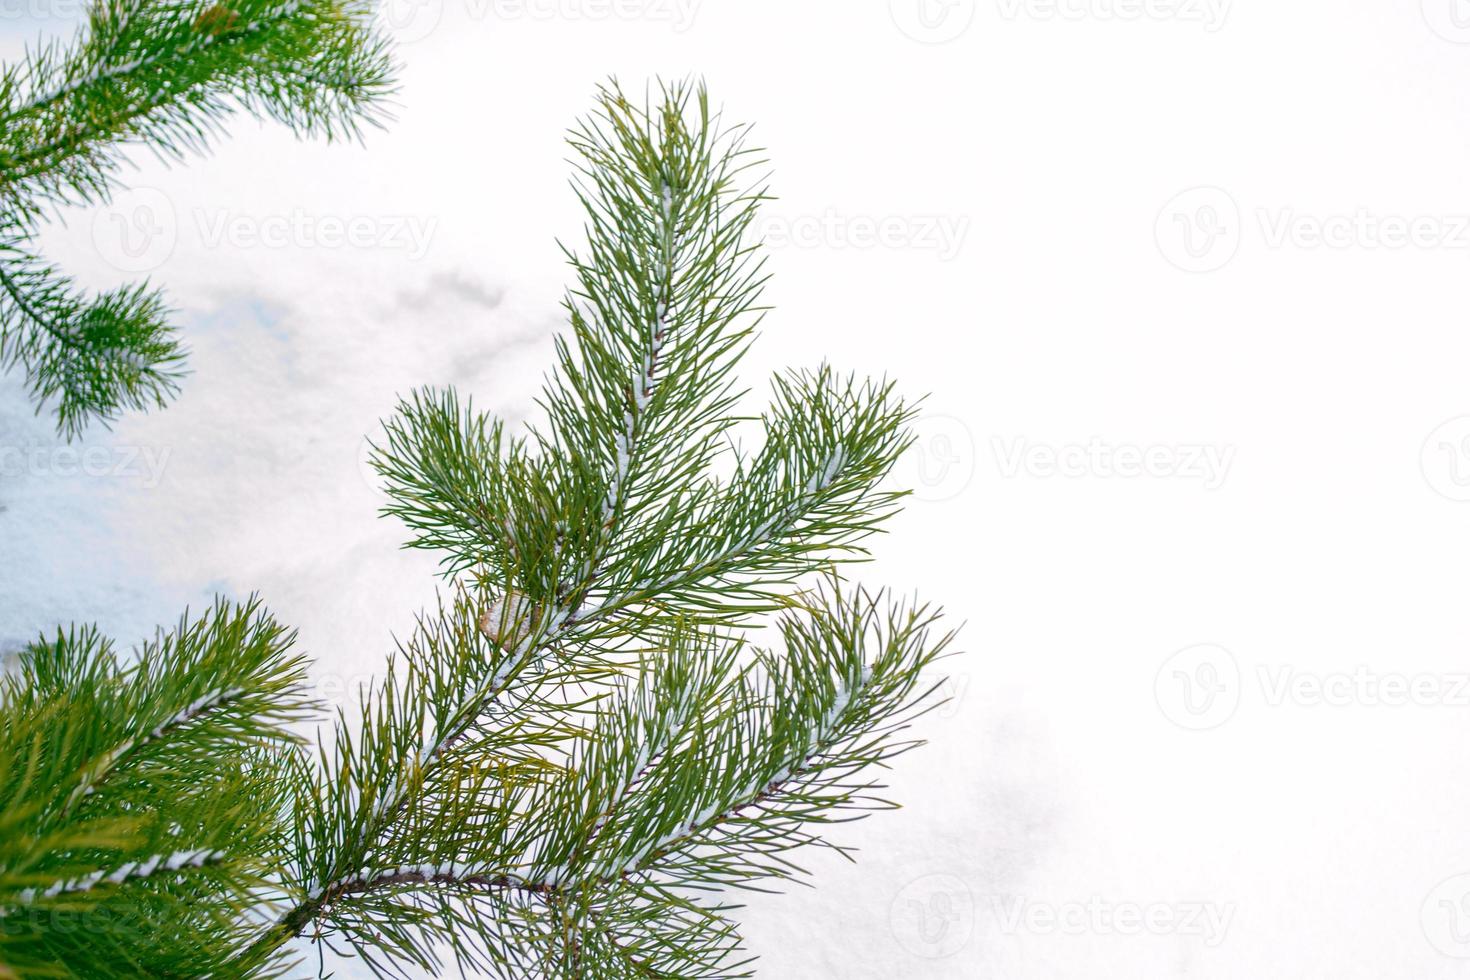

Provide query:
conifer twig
left=1, top=78, right=955, bottom=980
left=0, top=1, right=395, bottom=437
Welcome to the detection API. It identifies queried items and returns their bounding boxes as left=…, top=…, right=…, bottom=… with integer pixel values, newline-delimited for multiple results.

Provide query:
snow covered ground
left=9, top=1, right=1470, bottom=976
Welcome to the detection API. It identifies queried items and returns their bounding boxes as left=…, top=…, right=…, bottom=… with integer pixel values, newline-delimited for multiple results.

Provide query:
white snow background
left=7, top=1, right=1470, bottom=976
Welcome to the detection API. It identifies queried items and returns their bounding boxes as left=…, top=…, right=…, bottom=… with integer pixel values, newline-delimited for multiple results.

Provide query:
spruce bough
left=0, top=0, right=394, bottom=438
left=0, top=81, right=956, bottom=978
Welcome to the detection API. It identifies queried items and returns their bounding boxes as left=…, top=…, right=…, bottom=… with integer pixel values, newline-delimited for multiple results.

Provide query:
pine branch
left=235, top=80, right=953, bottom=979
left=0, top=598, right=312, bottom=979
left=0, top=0, right=395, bottom=211
left=0, top=219, right=182, bottom=437
left=607, top=585, right=954, bottom=890
left=0, top=0, right=396, bottom=437
left=3, top=78, right=955, bottom=980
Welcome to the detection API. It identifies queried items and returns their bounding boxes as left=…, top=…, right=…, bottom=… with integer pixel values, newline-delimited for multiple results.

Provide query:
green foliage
left=0, top=0, right=395, bottom=437
left=0, top=79, right=955, bottom=979
left=0, top=599, right=311, bottom=978
left=238, top=80, right=956, bottom=978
